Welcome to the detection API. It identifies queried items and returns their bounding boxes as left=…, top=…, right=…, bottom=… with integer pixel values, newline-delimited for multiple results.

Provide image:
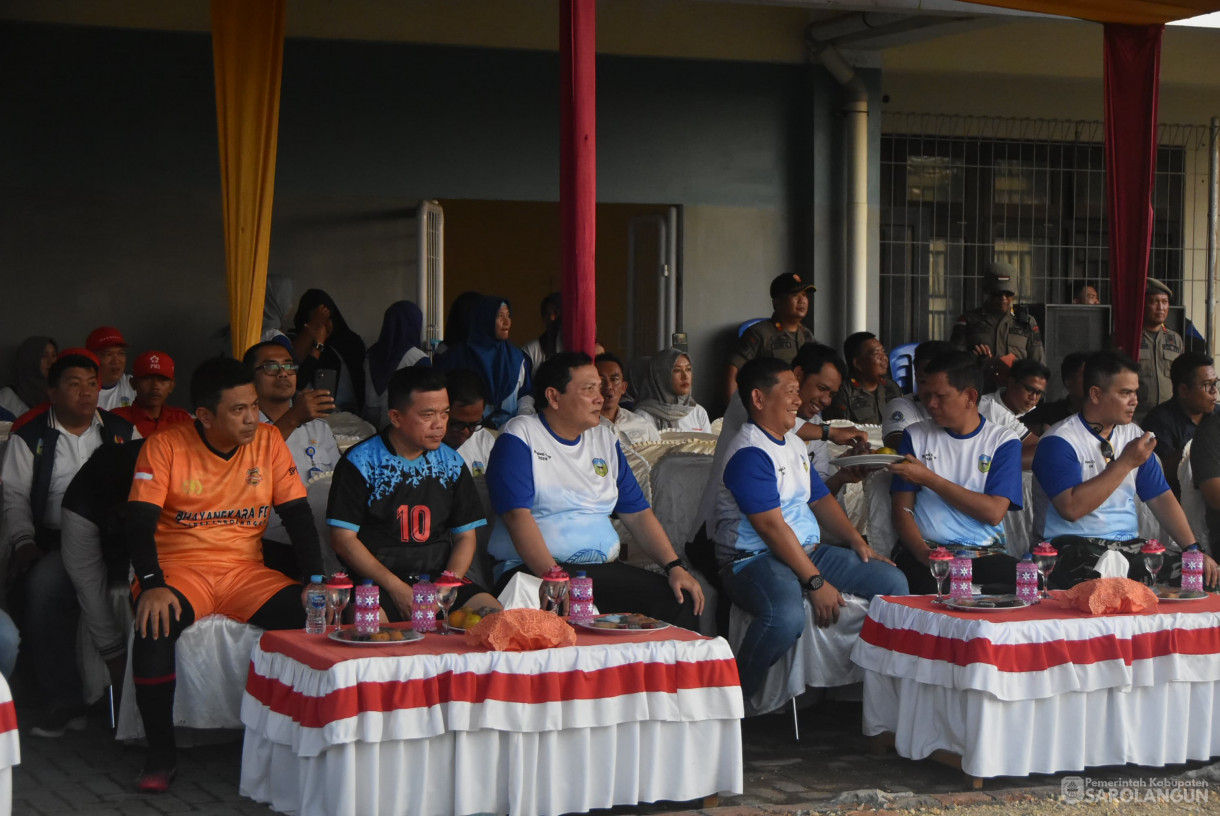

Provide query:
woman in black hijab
left=290, top=289, right=367, bottom=415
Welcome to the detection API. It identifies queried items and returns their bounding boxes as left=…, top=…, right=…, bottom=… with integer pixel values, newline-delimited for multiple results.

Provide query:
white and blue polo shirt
left=486, top=413, right=648, bottom=577
left=892, top=416, right=1023, bottom=548
left=1032, top=413, right=1169, bottom=540
left=711, top=421, right=831, bottom=569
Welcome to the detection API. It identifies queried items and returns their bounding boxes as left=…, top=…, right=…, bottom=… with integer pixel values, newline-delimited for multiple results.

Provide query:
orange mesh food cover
left=1060, top=577, right=1158, bottom=615
left=465, top=608, right=577, bottom=651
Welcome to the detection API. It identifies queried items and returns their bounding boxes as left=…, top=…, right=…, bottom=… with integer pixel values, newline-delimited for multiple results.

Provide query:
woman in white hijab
left=632, top=347, right=712, bottom=433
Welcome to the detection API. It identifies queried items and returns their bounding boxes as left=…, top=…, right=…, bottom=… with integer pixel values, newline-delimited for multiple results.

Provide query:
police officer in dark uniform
left=951, top=262, right=1044, bottom=370
left=725, top=272, right=817, bottom=400
left=1136, top=277, right=1185, bottom=424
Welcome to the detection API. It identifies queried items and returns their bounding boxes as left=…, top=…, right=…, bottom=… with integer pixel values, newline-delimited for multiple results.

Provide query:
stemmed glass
left=1143, top=545, right=1165, bottom=589
left=928, top=548, right=952, bottom=602
left=434, top=583, right=460, bottom=634
left=1032, top=543, right=1058, bottom=600
left=325, top=573, right=353, bottom=632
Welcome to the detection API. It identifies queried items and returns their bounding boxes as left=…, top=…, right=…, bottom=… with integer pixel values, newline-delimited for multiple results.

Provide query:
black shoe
left=29, top=704, right=88, bottom=738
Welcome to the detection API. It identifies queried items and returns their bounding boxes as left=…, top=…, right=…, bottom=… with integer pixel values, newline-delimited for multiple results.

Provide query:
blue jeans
left=725, top=545, right=908, bottom=698
left=0, top=611, right=19, bottom=682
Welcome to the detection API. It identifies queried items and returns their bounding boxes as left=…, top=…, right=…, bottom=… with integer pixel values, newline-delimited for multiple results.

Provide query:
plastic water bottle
left=1182, top=545, right=1206, bottom=593
left=1016, top=554, right=1040, bottom=604
left=950, top=551, right=974, bottom=600
left=304, top=575, right=327, bottom=634
left=570, top=571, right=595, bottom=622
left=354, top=580, right=380, bottom=635
left=412, top=574, right=437, bottom=633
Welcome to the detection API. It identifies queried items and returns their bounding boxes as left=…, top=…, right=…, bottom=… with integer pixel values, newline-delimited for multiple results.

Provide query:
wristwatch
left=313, top=342, right=325, bottom=352
left=662, top=558, right=687, bottom=574
left=802, top=573, right=825, bottom=592
left=821, top=423, right=831, bottom=441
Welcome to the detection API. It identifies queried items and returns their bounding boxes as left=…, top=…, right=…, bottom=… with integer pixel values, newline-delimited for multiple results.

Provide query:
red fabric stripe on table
left=0, top=701, right=16, bottom=734
left=246, top=658, right=742, bottom=729
left=257, top=625, right=711, bottom=672
left=860, top=616, right=1220, bottom=673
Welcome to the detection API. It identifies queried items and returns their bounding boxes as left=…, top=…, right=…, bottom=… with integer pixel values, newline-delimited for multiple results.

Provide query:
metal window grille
left=879, top=114, right=1213, bottom=350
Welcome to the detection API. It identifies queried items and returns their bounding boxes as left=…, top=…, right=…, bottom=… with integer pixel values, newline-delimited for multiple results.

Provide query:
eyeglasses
left=1099, top=439, right=1115, bottom=464
left=448, top=419, right=484, bottom=434
left=1198, top=380, right=1219, bottom=394
left=257, top=362, right=298, bottom=375
left=1015, top=381, right=1045, bottom=399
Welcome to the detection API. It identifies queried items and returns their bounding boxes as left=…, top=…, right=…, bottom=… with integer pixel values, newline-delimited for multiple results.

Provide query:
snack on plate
left=1059, top=577, right=1158, bottom=615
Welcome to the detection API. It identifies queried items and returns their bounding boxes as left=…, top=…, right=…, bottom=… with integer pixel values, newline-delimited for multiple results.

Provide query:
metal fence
left=879, top=113, right=1216, bottom=351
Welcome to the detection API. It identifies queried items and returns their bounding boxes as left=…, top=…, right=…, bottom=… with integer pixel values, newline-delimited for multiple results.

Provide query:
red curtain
left=1104, top=24, right=1163, bottom=358
left=560, top=0, right=597, bottom=356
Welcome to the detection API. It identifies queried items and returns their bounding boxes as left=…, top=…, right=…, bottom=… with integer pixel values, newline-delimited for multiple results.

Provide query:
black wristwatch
left=662, top=558, right=686, bottom=574
left=802, top=573, right=825, bottom=592
left=821, top=423, right=831, bottom=442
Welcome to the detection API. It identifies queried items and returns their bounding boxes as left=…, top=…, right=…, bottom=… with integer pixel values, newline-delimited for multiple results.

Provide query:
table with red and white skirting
left=0, top=674, right=17, bottom=816
left=851, top=592, right=1220, bottom=778
left=240, top=625, right=743, bottom=816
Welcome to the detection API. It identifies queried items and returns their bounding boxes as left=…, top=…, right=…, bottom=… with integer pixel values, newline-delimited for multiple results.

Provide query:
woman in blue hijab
left=363, top=300, right=430, bottom=428
left=436, top=295, right=531, bottom=428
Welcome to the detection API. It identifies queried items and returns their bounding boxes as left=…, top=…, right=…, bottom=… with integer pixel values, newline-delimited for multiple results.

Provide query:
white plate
left=574, top=613, right=671, bottom=633
left=942, top=594, right=1029, bottom=612
left=328, top=627, right=424, bottom=646
left=830, top=453, right=905, bottom=468
left=1154, top=588, right=1209, bottom=602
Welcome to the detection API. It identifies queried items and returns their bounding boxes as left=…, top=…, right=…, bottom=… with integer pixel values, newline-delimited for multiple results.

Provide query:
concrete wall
left=2, top=22, right=862, bottom=414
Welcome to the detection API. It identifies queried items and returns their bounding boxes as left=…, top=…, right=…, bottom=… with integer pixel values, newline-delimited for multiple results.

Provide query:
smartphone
left=314, top=369, right=338, bottom=402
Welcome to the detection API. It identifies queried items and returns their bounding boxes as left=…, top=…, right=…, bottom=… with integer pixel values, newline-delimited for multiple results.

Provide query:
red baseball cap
left=133, top=351, right=175, bottom=379
left=56, top=347, right=100, bottom=368
left=85, top=326, right=129, bottom=352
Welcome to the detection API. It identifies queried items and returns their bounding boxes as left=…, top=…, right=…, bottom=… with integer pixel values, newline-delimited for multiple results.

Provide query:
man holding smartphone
left=243, top=342, right=341, bottom=577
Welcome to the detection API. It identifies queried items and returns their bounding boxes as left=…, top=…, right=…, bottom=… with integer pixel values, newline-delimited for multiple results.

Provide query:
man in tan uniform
left=725, top=273, right=817, bottom=400
left=951, top=263, right=1044, bottom=364
left=1136, top=277, right=1185, bottom=424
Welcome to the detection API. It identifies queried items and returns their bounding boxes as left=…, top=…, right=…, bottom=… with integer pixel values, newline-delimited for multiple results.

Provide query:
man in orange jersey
left=125, top=358, right=323, bottom=793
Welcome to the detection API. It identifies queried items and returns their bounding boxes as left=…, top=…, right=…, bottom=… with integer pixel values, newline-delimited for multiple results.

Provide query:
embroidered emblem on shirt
left=977, top=455, right=992, bottom=473
left=246, top=467, right=262, bottom=486
left=535, top=450, right=551, bottom=462
left=181, top=478, right=203, bottom=495
left=592, top=458, right=608, bottom=477
left=891, top=411, right=904, bottom=422
left=471, top=461, right=486, bottom=477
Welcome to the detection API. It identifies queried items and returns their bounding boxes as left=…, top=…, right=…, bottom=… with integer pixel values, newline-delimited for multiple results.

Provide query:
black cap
left=770, top=273, right=816, bottom=299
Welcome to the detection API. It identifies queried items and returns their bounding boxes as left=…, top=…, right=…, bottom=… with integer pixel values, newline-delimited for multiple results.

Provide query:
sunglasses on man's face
left=1099, top=439, right=1114, bottom=464
left=448, top=419, right=484, bottom=434
left=257, top=362, right=298, bottom=375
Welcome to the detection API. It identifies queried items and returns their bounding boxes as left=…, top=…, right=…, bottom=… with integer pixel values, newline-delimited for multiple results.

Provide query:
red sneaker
left=135, top=766, right=177, bottom=794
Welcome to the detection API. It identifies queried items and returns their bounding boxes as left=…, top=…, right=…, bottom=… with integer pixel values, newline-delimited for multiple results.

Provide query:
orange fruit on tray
left=449, top=609, right=468, bottom=629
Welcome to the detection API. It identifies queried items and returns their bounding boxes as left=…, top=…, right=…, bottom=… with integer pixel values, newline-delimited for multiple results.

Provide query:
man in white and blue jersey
left=487, top=352, right=704, bottom=628
left=712, top=358, right=907, bottom=697
left=889, top=351, right=1024, bottom=594
left=1032, top=350, right=1219, bottom=588
left=881, top=340, right=954, bottom=450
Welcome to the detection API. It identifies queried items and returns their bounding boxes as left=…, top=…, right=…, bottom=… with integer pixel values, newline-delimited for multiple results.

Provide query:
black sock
left=134, top=677, right=177, bottom=770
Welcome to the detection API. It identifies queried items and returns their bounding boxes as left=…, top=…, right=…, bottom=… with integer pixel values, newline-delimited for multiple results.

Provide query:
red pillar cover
left=560, top=0, right=597, bottom=356
left=1104, top=23, right=1163, bottom=358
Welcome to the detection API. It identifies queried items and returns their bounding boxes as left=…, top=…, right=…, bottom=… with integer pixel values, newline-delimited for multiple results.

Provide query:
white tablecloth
left=727, top=594, right=871, bottom=715
left=0, top=673, right=17, bottom=816
left=240, top=627, right=744, bottom=816
left=852, top=593, right=1220, bottom=777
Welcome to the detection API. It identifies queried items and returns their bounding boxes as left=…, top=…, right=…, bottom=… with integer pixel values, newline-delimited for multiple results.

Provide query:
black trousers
left=1046, top=535, right=1182, bottom=589
left=892, top=545, right=1019, bottom=595
left=497, top=562, right=699, bottom=631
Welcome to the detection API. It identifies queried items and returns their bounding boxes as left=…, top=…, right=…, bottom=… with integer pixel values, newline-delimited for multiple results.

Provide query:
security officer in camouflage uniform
left=1136, top=277, right=1185, bottom=424
left=951, top=263, right=1044, bottom=367
left=724, top=272, right=817, bottom=400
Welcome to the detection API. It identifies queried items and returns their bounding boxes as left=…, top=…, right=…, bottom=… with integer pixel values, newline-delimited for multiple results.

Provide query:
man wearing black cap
left=950, top=262, right=1044, bottom=365
left=1136, top=277, right=1184, bottom=424
left=725, top=273, right=817, bottom=401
